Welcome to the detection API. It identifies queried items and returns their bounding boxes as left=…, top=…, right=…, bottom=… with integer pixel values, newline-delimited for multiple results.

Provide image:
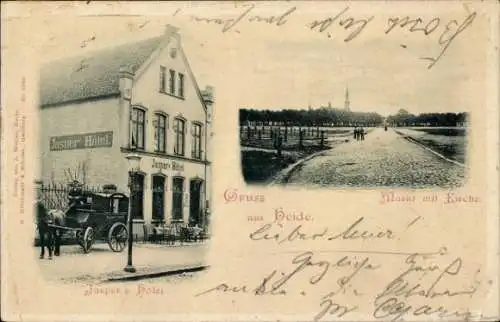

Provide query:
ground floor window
left=172, top=177, right=184, bottom=221
left=152, top=175, right=165, bottom=222
left=189, top=179, right=203, bottom=227
left=132, top=173, right=144, bottom=220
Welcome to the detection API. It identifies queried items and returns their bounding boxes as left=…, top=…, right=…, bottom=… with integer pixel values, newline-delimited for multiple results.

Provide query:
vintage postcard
left=1, top=1, right=499, bottom=321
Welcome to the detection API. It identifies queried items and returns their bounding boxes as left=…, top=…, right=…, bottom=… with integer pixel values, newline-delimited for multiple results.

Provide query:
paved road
left=282, top=128, right=465, bottom=188
left=36, top=242, right=209, bottom=283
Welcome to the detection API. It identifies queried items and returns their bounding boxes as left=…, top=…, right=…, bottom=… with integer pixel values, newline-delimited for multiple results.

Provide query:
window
left=172, top=177, right=184, bottom=221
left=131, top=107, right=145, bottom=149
left=169, top=69, right=176, bottom=95
left=132, top=173, right=144, bottom=220
left=192, top=123, right=202, bottom=159
left=159, top=66, right=166, bottom=92
left=152, top=176, right=165, bottom=222
left=173, top=118, right=185, bottom=156
left=154, top=113, right=167, bottom=153
left=189, top=179, right=203, bottom=226
left=178, top=73, right=184, bottom=97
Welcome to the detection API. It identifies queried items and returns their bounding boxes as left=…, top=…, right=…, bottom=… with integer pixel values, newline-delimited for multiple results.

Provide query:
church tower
left=344, top=86, right=350, bottom=111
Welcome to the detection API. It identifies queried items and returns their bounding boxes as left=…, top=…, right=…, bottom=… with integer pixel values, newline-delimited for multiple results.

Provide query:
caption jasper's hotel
left=38, top=25, right=213, bottom=234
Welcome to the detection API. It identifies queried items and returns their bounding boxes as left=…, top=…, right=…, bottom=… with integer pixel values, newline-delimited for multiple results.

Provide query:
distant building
left=344, top=86, right=350, bottom=111
left=39, top=25, right=213, bottom=234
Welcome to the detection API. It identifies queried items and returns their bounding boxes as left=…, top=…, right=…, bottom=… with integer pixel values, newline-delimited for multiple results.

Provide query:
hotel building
left=39, top=25, right=213, bottom=234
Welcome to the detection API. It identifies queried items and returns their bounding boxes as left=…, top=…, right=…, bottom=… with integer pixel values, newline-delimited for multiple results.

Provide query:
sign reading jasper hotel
left=50, top=131, right=113, bottom=151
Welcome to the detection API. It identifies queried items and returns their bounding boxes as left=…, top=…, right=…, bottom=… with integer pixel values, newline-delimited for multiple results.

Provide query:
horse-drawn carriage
left=48, top=190, right=129, bottom=253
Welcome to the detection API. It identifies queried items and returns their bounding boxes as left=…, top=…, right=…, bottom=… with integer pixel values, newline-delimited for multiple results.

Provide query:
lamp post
left=124, top=152, right=141, bottom=273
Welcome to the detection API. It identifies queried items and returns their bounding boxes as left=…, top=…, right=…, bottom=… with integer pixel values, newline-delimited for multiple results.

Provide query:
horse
left=48, top=209, right=65, bottom=256
left=36, top=202, right=64, bottom=259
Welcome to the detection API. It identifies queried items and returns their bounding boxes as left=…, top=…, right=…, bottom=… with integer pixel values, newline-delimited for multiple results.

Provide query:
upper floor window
left=159, top=66, right=166, bottom=92
left=131, top=107, right=145, bottom=149
left=191, top=123, right=202, bottom=159
left=173, top=118, right=185, bottom=156
left=154, top=113, right=168, bottom=153
left=178, top=73, right=185, bottom=98
left=169, top=69, right=176, bottom=95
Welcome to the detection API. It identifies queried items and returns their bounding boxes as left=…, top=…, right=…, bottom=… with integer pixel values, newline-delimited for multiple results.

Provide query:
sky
left=5, top=1, right=490, bottom=116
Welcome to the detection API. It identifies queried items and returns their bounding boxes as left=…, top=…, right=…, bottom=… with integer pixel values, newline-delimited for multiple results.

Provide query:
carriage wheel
left=76, top=230, right=84, bottom=247
left=82, top=227, right=95, bottom=253
left=108, top=223, right=128, bottom=252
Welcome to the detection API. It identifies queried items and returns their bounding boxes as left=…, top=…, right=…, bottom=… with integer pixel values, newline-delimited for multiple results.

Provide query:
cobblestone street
left=36, top=242, right=209, bottom=284
left=281, top=128, right=466, bottom=188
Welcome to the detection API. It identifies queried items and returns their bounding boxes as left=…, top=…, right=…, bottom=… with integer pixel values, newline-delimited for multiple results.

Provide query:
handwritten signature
left=373, top=250, right=485, bottom=321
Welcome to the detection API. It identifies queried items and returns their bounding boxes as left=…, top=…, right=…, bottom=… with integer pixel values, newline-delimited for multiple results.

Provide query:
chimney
left=201, top=85, right=214, bottom=104
left=119, top=66, right=134, bottom=148
left=165, top=24, right=180, bottom=36
left=201, top=85, right=214, bottom=122
left=119, top=66, right=134, bottom=98
left=165, top=24, right=181, bottom=45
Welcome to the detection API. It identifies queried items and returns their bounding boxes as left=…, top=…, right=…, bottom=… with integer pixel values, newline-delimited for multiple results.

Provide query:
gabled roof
left=40, top=36, right=163, bottom=107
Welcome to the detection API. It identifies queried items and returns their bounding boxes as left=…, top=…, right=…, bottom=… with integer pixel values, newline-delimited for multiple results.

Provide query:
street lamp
left=124, top=152, right=141, bottom=273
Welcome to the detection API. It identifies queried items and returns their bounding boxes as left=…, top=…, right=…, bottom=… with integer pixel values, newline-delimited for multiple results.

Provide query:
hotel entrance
left=189, top=179, right=204, bottom=227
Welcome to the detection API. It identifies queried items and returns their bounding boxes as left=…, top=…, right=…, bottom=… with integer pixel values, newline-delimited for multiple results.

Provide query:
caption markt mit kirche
left=381, top=192, right=480, bottom=204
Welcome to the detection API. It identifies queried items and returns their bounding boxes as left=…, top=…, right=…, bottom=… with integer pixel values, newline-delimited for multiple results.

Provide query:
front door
left=189, top=180, right=202, bottom=226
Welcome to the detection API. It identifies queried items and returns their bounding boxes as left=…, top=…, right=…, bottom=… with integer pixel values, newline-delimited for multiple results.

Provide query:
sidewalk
left=35, top=242, right=209, bottom=284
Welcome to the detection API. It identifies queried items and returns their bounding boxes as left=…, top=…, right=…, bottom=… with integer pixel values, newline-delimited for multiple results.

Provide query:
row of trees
left=386, top=109, right=468, bottom=127
left=239, top=107, right=384, bottom=127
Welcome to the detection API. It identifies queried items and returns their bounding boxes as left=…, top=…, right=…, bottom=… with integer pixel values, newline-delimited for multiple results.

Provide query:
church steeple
left=344, top=86, right=350, bottom=111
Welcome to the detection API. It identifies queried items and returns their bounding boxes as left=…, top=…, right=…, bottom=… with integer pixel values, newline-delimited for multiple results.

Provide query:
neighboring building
left=39, top=25, right=213, bottom=235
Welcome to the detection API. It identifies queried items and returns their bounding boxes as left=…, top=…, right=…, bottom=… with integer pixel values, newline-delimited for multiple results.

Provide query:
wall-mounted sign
left=50, top=131, right=113, bottom=151
left=152, top=159, right=184, bottom=172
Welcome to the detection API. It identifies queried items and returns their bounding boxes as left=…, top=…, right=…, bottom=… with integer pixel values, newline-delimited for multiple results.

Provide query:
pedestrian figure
left=354, top=127, right=358, bottom=140
left=360, top=127, right=365, bottom=140
left=36, top=200, right=53, bottom=259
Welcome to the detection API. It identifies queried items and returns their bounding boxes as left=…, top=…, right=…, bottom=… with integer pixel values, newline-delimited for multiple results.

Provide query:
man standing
left=36, top=200, right=53, bottom=259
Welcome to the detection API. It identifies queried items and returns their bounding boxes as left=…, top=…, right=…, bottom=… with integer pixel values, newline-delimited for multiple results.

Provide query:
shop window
left=173, top=118, right=185, bottom=156
left=152, top=175, right=165, bottom=222
left=131, top=107, right=145, bottom=149
left=191, top=123, right=202, bottom=159
left=154, top=113, right=168, bottom=153
left=172, top=177, right=184, bottom=221
left=132, top=173, right=144, bottom=220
